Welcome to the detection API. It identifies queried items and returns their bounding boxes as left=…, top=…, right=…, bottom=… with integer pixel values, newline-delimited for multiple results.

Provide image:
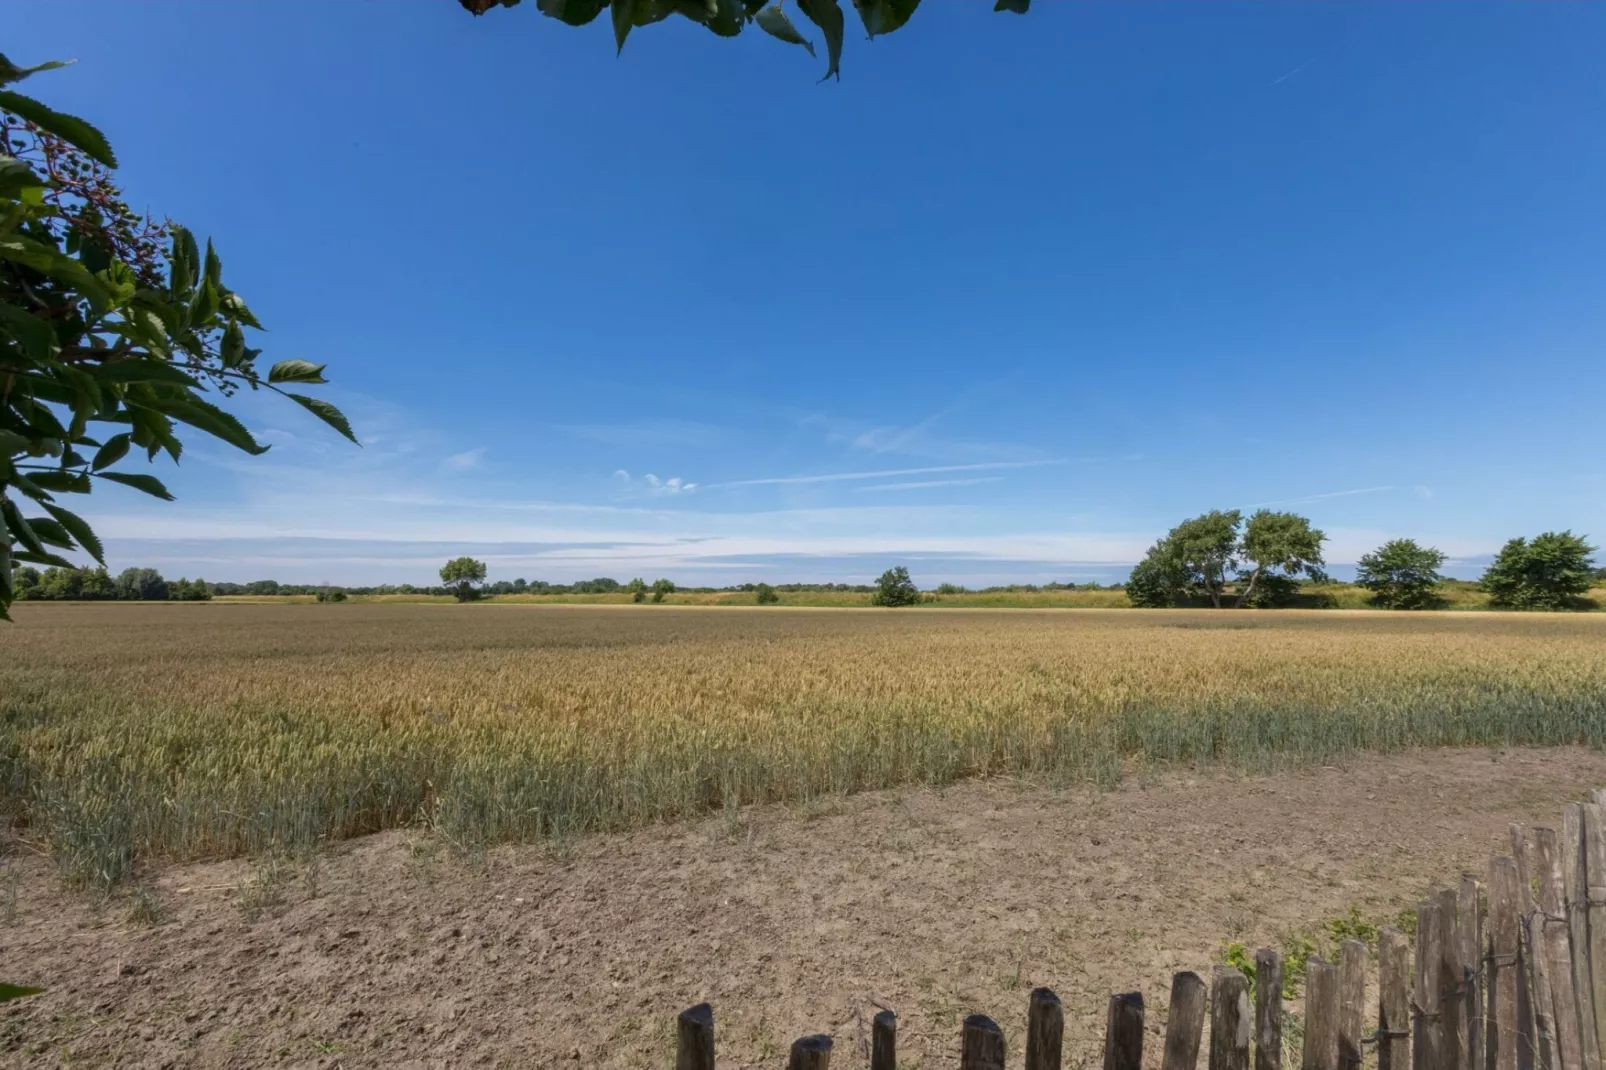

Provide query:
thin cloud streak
left=710, top=460, right=1062, bottom=488
left=855, top=477, right=1005, bottom=492
left=1250, top=486, right=1395, bottom=509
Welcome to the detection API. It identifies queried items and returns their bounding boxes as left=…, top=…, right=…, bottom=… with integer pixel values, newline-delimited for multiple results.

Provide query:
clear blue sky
left=12, top=2, right=1606, bottom=586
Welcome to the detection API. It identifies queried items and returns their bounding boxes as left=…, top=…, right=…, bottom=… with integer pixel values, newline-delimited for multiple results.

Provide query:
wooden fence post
left=1583, top=805, right=1606, bottom=1070
left=1417, top=898, right=1446, bottom=1070
left=677, top=1003, right=716, bottom=1070
left=1027, top=988, right=1063, bottom=1070
left=1213, top=967, right=1253, bottom=1070
left=1105, top=992, right=1145, bottom=1070
left=1563, top=806, right=1601, bottom=1070
left=1257, top=949, right=1286, bottom=1070
left=1381, top=927, right=1412, bottom=1070
left=1514, top=826, right=1557, bottom=1070
left=1167, top=971, right=1210, bottom=1070
left=1340, top=940, right=1368, bottom=1070
left=1440, top=887, right=1469, bottom=1070
left=1534, top=826, right=1588, bottom=1070
left=962, top=1014, right=1006, bottom=1070
left=1462, top=876, right=1487, bottom=1070
left=1492, top=857, right=1524, bottom=1070
left=871, top=1010, right=896, bottom=1070
left=788, top=1035, right=832, bottom=1070
left=1305, top=958, right=1341, bottom=1070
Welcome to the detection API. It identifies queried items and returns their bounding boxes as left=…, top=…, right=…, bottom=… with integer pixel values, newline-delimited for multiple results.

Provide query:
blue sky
left=12, top=2, right=1606, bottom=586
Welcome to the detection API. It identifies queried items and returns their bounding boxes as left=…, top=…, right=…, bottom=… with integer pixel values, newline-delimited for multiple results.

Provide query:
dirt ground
left=3, top=747, right=1602, bottom=1069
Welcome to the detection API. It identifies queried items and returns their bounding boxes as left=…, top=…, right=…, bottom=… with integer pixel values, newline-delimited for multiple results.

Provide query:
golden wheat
left=4, top=603, right=1605, bottom=884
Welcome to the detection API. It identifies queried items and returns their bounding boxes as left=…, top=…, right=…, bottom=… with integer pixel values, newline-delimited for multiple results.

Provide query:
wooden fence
left=668, top=789, right=1606, bottom=1070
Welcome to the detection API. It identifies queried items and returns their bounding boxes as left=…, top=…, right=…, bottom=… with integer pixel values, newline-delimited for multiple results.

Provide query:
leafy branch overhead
left=456, top=0, right=1031, bottom=80
left=0, top=54, right=355, bottom=621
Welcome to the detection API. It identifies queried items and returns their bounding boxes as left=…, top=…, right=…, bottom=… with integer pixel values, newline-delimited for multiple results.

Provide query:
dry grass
left=4, top=603, right=1606, bottom=885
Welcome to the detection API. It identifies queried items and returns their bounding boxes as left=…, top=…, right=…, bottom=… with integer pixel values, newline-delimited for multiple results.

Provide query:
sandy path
left=3, top=747, right=1601, bottom=1069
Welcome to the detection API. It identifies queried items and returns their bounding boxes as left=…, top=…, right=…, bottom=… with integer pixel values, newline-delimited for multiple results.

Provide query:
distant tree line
left=1127, top=509, right=1598, bottom=611
left=12, top=566, right=212, bottom=602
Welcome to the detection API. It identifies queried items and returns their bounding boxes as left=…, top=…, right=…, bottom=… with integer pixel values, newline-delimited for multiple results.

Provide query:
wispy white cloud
left=441, top=448, right=486, bottom=472
left=613, top=469, right=699, bottom=497
left=712, top=460, right=1059, bottom=488
left=855, top=477, right=1005, bottom=492
left=1250, top=486, right=1395, bottom=509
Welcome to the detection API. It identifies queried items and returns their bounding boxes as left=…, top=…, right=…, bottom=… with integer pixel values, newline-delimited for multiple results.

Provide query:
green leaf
left=851, top=0, right=918, bottom=37
left=795, top=0, right=844, bottom=79
left=0, top=53, right=71, bottom=85
left=0, top=301, right=58, bottom=362
left=91, top=433, right=131, bottom=471
left=0, top=498, right=45, bottom=556
left=87, top=360, right=199, bottom=387
left=756, top=4, right=816, bottom=55
left=286, top=393, right=359, bottom=445
left=535, top=0, right=607, bottom=25
left=187, top=278, right=220, bottom=326
left=993, top=0, right=1028, bottom=11
left=170, top=226, right=199, bottom=295
left=267, top=359, right=328, bottom=385
left=0, top=984, right=44, bottom=1003
left=145, top=394, right=268, bottom=456
left=41, top=502, right=103, bottom=564
left=22, top=470, right=90, bottom=494
left=221, top=322, right=247, bottom=369
left=219, top=292, right=263, bottom=330
left=0, top=234, right=113, bottom=310
left=203, top=239, right=223, bottom=288
left=13, top=549, right=75, bottom=569
left=0, top=90, right=117, bottom=167
left=24, top=516, right=74, bottom=550
left=97, top=471, right=175, bottom=501
left=0, top=156, right=46, bottom=197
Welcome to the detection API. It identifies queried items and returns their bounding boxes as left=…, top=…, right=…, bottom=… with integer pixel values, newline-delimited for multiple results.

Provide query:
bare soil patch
left=3, top=747, right=1602, bottom=1069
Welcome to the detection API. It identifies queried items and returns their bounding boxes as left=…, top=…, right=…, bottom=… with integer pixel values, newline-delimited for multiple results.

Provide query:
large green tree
left=1235, top=509, right=1326, bottom=608
left=457, top=0, right=1031, bottom=81
left=1355, top=538, right=1446, bottom=610
left=870, top=565, right=920, bottom=606
left=1481, top=531, right=1597, bottom=611
left=1126, top=509, right=1326, bottom=609
left=440, top=556, right=489, bottom=601
left=1, top=56, right=354, bottom=621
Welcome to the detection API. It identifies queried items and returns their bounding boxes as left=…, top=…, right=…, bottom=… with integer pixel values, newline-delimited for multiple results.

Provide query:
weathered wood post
left=1514, top=826, right=1556, bottom=1070
left=1461, top=875, right=1486, bottom=1070
left=1583, top=805, right=1606, bottom=1070
left=962, top=1014, right=1006, bottom=1070
left=1027, top=987, right=1064, bottom=1070
left=1339, top=940, right=1368, bottom=1070
left=788, top=1035, right=832, bottom=1070
left=1563, top=806, right=1601, bottom=1070
left=871, top=1010, right=896, bottom=1070
left=1105, top=992, right=1145, bottom=1070
left=1257, top=949, right=1286, bottom=1070
left=1416, top=898, right=1446, bottom=1070
left=1439, top=887, right=1468, bottom=1070
left=1212, top=967, right=1253, bottom=1070
left=1305, top=958, right=1341, bottom=1070
left=677, top=1003, right=716, bottom=1070
left=1491, top=857, right=1523, bottom=1070
left=1380, top=927, right=1412, bottom=1070
left=1534, top=826, right=1588, bottom=1070
left=1166, top=971, right=1210, bottom=1070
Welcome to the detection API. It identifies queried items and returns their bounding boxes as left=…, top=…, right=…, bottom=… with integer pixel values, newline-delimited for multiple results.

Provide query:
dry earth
left=3, top=747, right=1602, bottom=1069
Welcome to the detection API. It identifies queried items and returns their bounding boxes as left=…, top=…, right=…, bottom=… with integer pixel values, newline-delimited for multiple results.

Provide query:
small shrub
left=870, top=566, right=920, bottom=607
left=754, top=583, right=779, bottom=605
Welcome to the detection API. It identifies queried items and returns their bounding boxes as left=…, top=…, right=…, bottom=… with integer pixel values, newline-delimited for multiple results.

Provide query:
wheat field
left=4, top=602, right=1605, bottom=886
